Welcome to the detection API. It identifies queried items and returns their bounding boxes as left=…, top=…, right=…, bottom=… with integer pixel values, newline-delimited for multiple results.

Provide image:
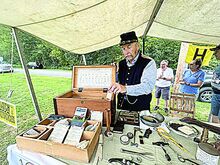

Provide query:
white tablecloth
left=7, top=119, right=219, bottom=165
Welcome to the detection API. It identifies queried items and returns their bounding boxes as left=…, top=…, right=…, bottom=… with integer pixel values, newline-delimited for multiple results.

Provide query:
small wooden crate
left=16, top=120, right=101, bottom=163
left=54, top=65, right=116, bottom=126
left=169, top=92, right=196, bottom=118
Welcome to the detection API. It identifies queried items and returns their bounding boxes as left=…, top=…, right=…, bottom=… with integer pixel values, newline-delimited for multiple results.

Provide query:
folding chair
left=169, top=92, right=196, bottom=118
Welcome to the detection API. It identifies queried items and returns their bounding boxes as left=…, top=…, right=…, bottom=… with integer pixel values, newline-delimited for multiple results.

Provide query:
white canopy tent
left=0, top=0, right=220, bottom=54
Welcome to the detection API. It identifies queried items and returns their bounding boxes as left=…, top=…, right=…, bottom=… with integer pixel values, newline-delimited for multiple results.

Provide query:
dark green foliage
left=143, top=37, right=181, bottom=69
left=0, top=25, right=13, bottom=63
left=0, top=24, right=218, bottom=70
left=203, top=55, right=219, bottom=70
left=85, top=46, right=123, bottom=65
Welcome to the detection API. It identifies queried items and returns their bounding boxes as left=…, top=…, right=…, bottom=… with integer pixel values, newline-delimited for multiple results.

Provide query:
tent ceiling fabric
left=149, top=0, right=220, bottom=44
left=0, top=0, right=219, bottom=54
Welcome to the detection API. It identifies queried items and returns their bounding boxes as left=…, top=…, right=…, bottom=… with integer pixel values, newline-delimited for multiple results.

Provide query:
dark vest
left=117, top=54, right=152, bottom=111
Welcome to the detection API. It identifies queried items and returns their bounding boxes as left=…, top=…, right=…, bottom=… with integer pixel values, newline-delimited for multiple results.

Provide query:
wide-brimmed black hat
left=119, top=31, right=138, bottom=46
left=210, top=44, right=220, bottom=51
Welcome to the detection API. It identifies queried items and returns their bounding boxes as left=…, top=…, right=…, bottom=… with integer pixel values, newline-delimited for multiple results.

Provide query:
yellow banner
left=185, top=44, right=215, bottom=66
left=0, top=99, right=17, bottom=127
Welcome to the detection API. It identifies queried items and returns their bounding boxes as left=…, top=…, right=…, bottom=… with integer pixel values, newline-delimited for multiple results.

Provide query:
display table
left=7, top=117, right=220, bottom=165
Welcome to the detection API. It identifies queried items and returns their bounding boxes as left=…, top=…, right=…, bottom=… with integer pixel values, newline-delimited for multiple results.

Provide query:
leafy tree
left=85, top=46, right=122, bottom=65
left=0, top=24, right=218, bottom=70
left=0, top=25, right=13, bottom=63
left=143, top=37, right=181, bottom=69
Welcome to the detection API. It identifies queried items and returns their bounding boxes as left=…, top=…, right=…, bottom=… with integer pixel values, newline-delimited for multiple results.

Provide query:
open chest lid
left=72, top=65, right=116, bottom=90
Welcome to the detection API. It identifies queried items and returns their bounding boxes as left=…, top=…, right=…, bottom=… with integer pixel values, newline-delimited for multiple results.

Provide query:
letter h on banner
left=193, top=48, right=207, bottom=61
left=185, top=44, right=214, bottom=66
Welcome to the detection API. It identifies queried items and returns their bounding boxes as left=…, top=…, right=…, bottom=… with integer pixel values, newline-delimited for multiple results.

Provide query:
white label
left=77, top=68, right=113, bottom=88
left=64, top=126, right=84, bottom=146
left=48, top=125, right=69, bottom=143
left=196, top=146, right=219, bottom=165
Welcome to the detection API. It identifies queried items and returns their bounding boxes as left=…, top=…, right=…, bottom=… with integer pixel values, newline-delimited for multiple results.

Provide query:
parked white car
left=0, top=61, right=14, bottom=73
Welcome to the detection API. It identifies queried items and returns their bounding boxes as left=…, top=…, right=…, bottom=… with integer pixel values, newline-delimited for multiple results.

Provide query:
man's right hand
left=108, top=83, right=127, bottom=94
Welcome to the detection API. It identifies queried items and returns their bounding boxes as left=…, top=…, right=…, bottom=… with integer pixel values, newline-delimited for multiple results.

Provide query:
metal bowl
left=140, top=113, right=164, bottom=127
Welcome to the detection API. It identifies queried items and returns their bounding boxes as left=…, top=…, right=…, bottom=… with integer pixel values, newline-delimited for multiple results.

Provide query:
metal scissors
left=167, top=141, right=200, bottom=165
left=177, top=154, right=200, bottom=165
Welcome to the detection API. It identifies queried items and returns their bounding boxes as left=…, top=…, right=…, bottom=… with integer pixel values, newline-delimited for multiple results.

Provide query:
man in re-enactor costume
left=109, top=31, right=157, bottom=111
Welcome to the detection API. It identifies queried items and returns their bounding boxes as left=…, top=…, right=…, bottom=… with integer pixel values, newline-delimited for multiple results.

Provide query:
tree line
left=0, top=25, right=217, bottom=70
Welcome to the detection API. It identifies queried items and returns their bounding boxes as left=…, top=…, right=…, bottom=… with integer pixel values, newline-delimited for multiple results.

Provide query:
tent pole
left=142, top=0, right=164, bottom=38
left=12, top=27, right=42, bottom=121
left=173, top=42, right=189, bottom=93
left=142, top=37, right=145, bottom=54
left=82, top=55, right=87, bottom=65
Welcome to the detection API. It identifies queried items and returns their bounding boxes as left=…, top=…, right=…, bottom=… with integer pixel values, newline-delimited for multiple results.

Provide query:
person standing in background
left=210, top=45, right=220, bottom=123
left=154, top=60, right=174, bottom=113
left=179, top=58, right=205, bottom=98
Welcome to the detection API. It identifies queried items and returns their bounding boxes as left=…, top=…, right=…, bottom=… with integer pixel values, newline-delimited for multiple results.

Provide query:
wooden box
left=54, top=65, right=116, bottom=126
left=16, top=120, right=101, bottom=163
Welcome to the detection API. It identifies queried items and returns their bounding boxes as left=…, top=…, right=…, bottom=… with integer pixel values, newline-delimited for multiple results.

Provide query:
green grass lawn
left=150, top=97, right=211, bottom=121
left=0, top=72, right=211, bottom=164
left=0, top=72, right=71, bottom=164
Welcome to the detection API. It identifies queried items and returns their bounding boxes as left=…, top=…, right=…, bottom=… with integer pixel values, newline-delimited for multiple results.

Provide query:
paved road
left=14, top=68, right=72, bottom=78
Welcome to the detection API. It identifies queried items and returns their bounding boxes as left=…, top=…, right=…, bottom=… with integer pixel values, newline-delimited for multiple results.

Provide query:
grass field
left=0, top=72, right=71, bottom=164
left=0, top=72, right=211, bottom=164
